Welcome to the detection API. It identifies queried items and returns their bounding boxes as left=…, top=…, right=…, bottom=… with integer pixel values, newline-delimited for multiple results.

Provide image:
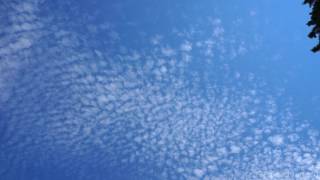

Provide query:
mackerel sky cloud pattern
left=1, top=0, right=320, bottom=180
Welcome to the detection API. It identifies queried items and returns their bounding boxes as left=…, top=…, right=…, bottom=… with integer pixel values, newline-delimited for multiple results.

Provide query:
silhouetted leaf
left=305, top=0, right=320, bottom=52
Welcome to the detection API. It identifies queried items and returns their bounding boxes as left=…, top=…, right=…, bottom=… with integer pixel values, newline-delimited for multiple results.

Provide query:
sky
left=1, top=0, right=320, bottom=179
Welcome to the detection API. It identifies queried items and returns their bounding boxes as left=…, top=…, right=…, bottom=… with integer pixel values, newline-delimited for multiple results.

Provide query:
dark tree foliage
left=304, top=0, right=320, bottom=52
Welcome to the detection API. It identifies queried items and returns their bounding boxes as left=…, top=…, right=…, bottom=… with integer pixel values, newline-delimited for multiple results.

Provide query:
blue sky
left=1, top=0, right=320, bottom=179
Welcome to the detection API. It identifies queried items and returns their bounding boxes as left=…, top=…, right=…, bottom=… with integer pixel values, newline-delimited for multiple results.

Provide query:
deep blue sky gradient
left=1, top=0, right=320, bottom=179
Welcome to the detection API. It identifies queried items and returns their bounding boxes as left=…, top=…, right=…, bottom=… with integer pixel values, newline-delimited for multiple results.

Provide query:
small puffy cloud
left=11, top=37, right=33, bottom=50
left=250, top=10, right=257, bottom=16
left=211, top=18, right=222, bottom=25
left=230, top=145, right=241, bottom=154
left=193, top=168, right=206, bottom=178
left=150, top=35, right=163, bottom=45
left=269, top=134, right=284, bottom=146
left=14, top=2, right=36, bottom=13
left=126, top=51, right=141, bottom=61
left=161, top=46, right=176, bottom=56
left=213, top=26, right=224, bottom=37
left=180, top=41, right=192, bottom=52
left=0, top=37, right=33, bottom=55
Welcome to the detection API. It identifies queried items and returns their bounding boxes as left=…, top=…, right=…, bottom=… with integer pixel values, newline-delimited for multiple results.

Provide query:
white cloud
left=180, top=41, right=192, bottom=52
left=150, top=34, right=163, bottom=45
left=269, top=134, right=284, bottom=146
left=2, top=2, right=320, bottom=179
left=14, top=2, right=36, bottom=13
left=193, top=168, right=205, bottom=178
left=213, top=26, right=224, bottom=37
left=161, top=46, right=176, bottom=56
left=250, top=10, right=257, bottom=16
